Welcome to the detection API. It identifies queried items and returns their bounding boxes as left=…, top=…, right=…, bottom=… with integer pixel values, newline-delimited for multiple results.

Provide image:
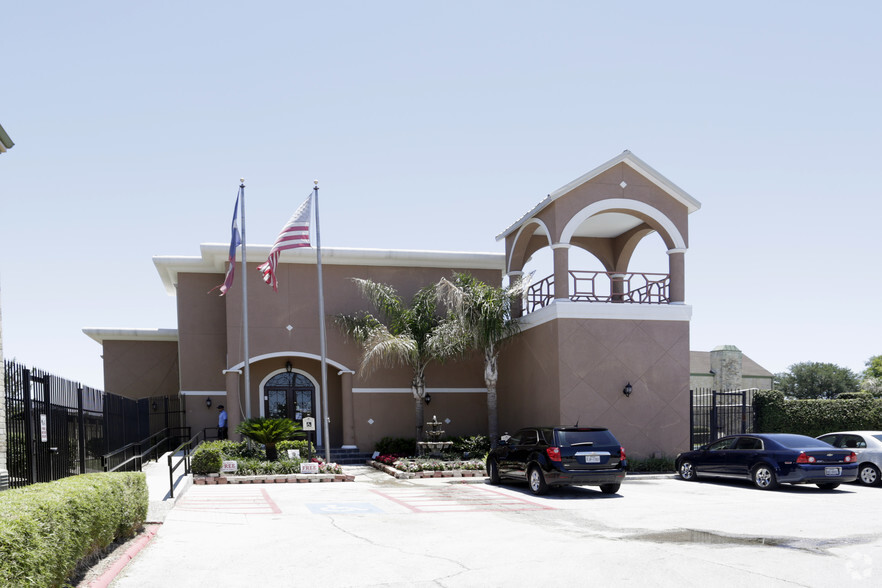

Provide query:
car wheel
left=487, top=458, right=500, bottom=485
left=528, top=466, right=548, bottom=495
left=752, top=464, right=778, bottom=490
left=599, top=483, right=621, bottom=494
left=816, top=482, right=840, bottom=490
left=678, top=460, right=697, bottom=481
left=858, top=463, right=881, bottom=487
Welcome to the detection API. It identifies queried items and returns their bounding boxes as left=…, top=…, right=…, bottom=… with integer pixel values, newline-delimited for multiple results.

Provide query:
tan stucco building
left=85, top=151, right=701, bottom=458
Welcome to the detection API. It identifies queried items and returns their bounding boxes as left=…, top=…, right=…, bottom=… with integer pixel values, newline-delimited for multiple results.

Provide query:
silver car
left=817, top=431, right=882, bottom=486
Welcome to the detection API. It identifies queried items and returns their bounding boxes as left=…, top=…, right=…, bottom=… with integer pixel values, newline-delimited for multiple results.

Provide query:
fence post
left=710, top=390, right=719, bottom=442
left=41, top=375, right=53, bottom=481
left=77, top=387, right=86, bottom=474
left=688, top=389, right=694, bottom=449
left=22, top=368, right=35, bottom=485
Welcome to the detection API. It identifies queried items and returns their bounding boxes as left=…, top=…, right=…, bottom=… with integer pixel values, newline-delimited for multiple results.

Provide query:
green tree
left=863, top=355, right=882, bottom=379
left=774, top=362, right=860, bottom=399
left=436, top=273, right=525, bottom=448
left=235, top=417, right=303, bottom=461
left=335, top=279, right=454, bottom=441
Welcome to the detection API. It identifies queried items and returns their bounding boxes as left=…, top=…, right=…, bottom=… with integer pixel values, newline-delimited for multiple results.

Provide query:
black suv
left=487, top=426, right=627, bottom=495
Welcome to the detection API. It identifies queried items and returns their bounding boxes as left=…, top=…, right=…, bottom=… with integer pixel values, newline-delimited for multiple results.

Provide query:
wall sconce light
left=152, top=401, right=158, bottom=412
left=206, top=397, right=212, bottom=408
left=424, top=393, right=432, bottom=405
left=623, top=382, right=633, bottom=397
left=286, top=361, right=293, bottom=373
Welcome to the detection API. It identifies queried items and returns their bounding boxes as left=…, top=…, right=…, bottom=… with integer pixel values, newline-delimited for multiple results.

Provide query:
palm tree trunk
left=485, top=351, right=499, bottom=448
left=413, top=374, right=426, bottom=446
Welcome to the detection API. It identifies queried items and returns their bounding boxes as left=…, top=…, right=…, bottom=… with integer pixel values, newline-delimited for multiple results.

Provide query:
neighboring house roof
left=689, top=350, right=774, bottom=378
left=496, top=150, right=702, bottom=241
left=0, top=123, right=13, bottom=153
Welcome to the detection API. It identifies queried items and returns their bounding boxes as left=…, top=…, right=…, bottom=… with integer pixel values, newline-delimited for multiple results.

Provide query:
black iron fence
left=689, top=388, right=757, bottom=449
left=3, top=360, right=185, bottom=489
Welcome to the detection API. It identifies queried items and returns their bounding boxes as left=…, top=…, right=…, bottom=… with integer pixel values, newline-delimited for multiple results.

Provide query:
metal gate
left=4, top=360, right=186, bottom=489
left=689, top=388, right=757, bottom=449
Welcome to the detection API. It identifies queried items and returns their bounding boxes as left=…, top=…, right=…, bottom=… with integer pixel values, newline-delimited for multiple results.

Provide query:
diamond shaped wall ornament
left=444, top=418, right=451, bottom=424
left=619, top=180, right=627, bottom=189
left=368, top=418, right=374, bottom=425
left=286, top=325, right=293, bottom=332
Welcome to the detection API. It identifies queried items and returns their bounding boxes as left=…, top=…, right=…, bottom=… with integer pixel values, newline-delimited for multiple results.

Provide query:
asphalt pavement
left=115, top=462, right=882, bottom=587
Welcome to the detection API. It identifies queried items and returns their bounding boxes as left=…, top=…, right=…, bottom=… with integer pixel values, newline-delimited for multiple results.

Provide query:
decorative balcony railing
left=525, top=271, right=670, bottom=314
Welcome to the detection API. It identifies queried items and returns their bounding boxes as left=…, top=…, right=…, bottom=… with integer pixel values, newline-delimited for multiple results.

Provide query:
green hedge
left=0, top=472, right=148, bottom=588
left=755, top=389, right=882, bottom=437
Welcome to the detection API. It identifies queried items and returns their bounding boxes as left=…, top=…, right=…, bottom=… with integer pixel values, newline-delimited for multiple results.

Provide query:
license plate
left=584, top=455, right=601, bottom=463
left=825, top=467, right=841, bottom=476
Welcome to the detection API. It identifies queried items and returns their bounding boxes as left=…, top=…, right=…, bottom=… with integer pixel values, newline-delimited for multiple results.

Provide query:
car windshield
left=556, top=429, right=616, bottom=447
left=773, top=435, right=830, bottom=449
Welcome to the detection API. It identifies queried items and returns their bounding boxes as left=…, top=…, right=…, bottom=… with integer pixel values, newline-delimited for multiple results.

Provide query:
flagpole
left=240, top=178, right=252, bottom=420
left=313, top=180, right=331, bottom=462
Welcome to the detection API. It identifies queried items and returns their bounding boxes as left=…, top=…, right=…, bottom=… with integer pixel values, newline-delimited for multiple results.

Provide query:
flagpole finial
left=240, top=177, right=245, bottom=184
left=314, top=179, right=319, bottom=186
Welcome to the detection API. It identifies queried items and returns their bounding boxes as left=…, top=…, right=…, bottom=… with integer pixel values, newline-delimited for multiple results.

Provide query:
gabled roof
left=689, top=350, right=774, bottom=378
left=496, top=150, right=701, bottom=241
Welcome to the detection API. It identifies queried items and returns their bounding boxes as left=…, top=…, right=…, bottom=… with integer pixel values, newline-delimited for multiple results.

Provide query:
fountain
left=417, top=415, right=453, bottom=458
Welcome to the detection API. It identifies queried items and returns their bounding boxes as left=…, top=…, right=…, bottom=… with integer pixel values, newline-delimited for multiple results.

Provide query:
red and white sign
left=221, top=460, right=238, bottom=473
left=300, top=462, right=319, bottom=474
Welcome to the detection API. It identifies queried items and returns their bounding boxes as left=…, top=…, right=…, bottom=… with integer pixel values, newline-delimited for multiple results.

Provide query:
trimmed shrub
left=450, top=435, right=490, bottom=457
left=191, top=445, right=223, bottom=475
left=755, top=389, right=882, bottom=437
left=627, top=455, right=676, bottom=472
left=0, top=472, right=147, bottom=588
left=375, top=436, right=416, bottom=455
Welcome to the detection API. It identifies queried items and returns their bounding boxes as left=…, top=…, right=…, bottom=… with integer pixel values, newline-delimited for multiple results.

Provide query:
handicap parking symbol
left=307, top=502, right=382, bottom=515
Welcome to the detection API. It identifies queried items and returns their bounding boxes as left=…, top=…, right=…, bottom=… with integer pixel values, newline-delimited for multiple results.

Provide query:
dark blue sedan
left=676, top=433, right=859, bottom=490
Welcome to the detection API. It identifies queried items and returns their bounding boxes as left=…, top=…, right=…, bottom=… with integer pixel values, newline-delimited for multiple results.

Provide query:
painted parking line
left=371, top=485, right=553, bottom=513
left=176, top=488, right=282, bottom=514
left=306, top=503, right=384, bottom=515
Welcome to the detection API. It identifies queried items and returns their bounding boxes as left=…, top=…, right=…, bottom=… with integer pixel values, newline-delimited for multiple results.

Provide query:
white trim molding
left=559, top=199, right=687, bottom=249
left=519, top=300, right=692, bottom=331
left=667, top=248, right=687, bottom=255
left=83, top=328, right=178, bottom=344
left=180, top=391, right=226, bottom=396
left=226, top=351, right=353, bottom=374
left=352, top=388, right=487, bottom=394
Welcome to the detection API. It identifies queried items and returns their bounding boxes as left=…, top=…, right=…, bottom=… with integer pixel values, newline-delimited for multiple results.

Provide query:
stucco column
left=340, top=371, right=356, bottom=448
left=610, top=273, right=626, bottom=303
left=551, top=243, right=571, bottom=301
left=224, top=370, right=242, bottom=440
left=507, top=271, right=525, bottom=318
left=667, top=248, right=686, bottom=304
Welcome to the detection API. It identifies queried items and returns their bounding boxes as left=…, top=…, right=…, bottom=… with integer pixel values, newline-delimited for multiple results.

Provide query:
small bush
left=191, top=445, right=223, bottom=475
left=627, top=455, right=676, bottom=472
left=0, top=472, right=147, bottom=588
left=375, top=436, right=416, bottom=455
left=755, top=389, right=882, bottom=437
left=450, top=435, right=490, bottom=457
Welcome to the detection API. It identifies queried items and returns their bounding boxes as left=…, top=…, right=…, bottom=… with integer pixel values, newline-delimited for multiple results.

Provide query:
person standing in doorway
left=217, top=404, right=228, bottom=440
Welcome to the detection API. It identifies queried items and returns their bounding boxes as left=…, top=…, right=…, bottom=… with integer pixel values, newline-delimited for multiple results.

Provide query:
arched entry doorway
left=264, top=372, right=315, bottom=422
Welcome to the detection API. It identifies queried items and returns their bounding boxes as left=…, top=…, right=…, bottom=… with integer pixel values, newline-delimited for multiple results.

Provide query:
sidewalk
left=142, top=451, right=192, bottom=523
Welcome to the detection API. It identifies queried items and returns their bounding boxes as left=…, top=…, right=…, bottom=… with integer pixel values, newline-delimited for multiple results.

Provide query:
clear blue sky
left=2, top=2, right=880, bottom=390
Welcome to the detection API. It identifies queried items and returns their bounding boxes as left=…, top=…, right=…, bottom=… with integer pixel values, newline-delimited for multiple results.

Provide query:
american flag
left=218, top=188, right=242, bottom=296
left=258, top=194, right=312, bottom=291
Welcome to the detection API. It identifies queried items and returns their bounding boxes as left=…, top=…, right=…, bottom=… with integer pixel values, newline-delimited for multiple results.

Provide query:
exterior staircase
left=325, top=447, right=373, bottom=465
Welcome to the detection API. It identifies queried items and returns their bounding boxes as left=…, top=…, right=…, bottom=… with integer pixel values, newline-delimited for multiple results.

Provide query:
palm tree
left=437, top=273, right=525, bottom=448
left=236, top=417, right=303, bottom=461
left=335, top=278, right=454, bottom=441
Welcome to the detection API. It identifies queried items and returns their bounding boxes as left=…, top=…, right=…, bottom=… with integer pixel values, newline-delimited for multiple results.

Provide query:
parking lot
left=113, top=467, right=881, bottom=587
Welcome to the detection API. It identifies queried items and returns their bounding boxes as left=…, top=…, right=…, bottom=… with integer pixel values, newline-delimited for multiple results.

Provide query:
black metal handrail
left=102, top=427, right=190, bottom=473
left=168, top=428, right=201, bottom=499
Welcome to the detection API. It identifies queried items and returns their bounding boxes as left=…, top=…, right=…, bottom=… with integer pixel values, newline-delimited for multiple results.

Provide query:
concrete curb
left=193, top=473, right=355, bottom=485
left=367, top=460, right=487, bottom=480
left=88, top=524, right=160, bottom=588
